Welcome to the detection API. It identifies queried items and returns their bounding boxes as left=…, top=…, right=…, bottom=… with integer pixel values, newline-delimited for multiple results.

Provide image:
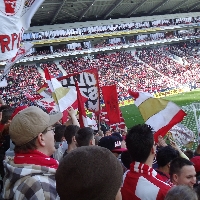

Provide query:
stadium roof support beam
left=169, top=0, right=190, bottom=13
left=188, top=2, right=200, bottom=12
left=148, top=0, right=170, bottom=15
left=79, top=0, right=97, bottom=21
left=50, top=0, right=67, bottom=25
left=103, top=0, right=124, bottom=20
left=127, top=0, right=149, bottom=17
left=43, top=2, right=62, bottom=5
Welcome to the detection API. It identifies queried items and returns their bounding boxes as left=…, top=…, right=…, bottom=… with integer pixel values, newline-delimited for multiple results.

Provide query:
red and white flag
left=75, top=81, right=88, bottom=128
left=24, top=92, right=42, bottom=101
left=37, top=97, right=59, bottom=113
left=128, top=89, right=186, bottom=142
left=44, top=67, right=77, bottom=113
left=37, top=84, right=51, bottom=98
left=91, top=112, right=98, bottom=130
left=58, top=68, right=100, bottom=113
left=0, top=0, right=44, bottom=60
left=0, top=42, right=33, bottom=87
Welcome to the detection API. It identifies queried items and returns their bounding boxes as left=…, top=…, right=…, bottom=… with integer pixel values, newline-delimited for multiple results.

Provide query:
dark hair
left=14, top=128, right=48, bottom=153
left=194, top=144, right=200, bottom=156
left=121, top=151, right=132, bottom=169
left=64, top=125, right=80, bottom=144
left=165, top=185, right=198, bottom=200
left=157, top=146, right=179, bottom=167
left=54, top=125, right=66, bottom=142
left=125, top=124, right=154, bottom=163
left=184, top=150, right=194, bottom=159
left=169, top=157, right=194, bottom=180
left=1, top=108, right=14, bottom=124
left=55, top=146, right=123, bottom=200
left=75, top=127, right=94, bottom=147
left=0, top=105, right=10, bottom=112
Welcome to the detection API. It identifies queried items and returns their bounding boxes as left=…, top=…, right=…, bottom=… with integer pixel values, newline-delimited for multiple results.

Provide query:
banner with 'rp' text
left=0, top=0, right=44, bottom=61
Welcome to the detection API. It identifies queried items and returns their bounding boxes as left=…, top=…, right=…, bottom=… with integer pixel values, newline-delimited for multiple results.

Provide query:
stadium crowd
left=0, top=103, right=200, bottom=199
left=2, top=3, right=200, bottom=200
left=0, top=40, right=200, bottom=106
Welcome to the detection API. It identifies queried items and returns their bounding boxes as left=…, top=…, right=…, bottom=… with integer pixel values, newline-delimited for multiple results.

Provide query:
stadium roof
left=32, top=0, right=200, bottom=26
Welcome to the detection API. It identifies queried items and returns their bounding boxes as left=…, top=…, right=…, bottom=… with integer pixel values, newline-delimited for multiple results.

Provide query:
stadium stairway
left=134, top=55, right=180, bottom=87
left=54, top=60, right=67, bottom=76
left=163, top=50, right=185, bottom=65
left=36, top=63, right=45, bottom=79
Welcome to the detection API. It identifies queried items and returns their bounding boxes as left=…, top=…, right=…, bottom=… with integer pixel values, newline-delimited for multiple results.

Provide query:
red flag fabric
left=100, top=106, right=125, bottom=130
left=75, top=81, right=88, bottom=128
left=102, top=85, right=121, bottom=124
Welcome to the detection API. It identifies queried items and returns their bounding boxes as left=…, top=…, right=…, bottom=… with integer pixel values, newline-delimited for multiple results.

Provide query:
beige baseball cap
left=9, top=106, right=62, bottom=146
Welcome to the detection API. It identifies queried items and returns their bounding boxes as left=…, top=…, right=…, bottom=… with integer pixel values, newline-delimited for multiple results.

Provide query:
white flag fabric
left=37, top=97, right=59, bottom=113
left=0, top=0, right=44, bottom=61
left=128, top=89, right=186, bottom=142
left=0, top=42, right=33, bottom=80
left=44, top=68, right=77, bottom=113
left=0, top=78, right=7, bottom=87
left=21, top=0, right=44, bottom=30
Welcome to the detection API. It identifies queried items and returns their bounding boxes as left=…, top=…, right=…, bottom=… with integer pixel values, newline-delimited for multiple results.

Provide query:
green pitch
left=120, top=89, right=200, bottom=129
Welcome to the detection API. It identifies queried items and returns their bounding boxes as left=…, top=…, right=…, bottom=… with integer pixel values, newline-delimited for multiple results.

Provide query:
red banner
left=101, top=85, right=120, bottom=124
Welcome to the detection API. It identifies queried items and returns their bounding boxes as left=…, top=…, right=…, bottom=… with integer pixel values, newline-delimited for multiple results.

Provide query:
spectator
left=75, top=127, right=95, bottom=147
left=100, top=118, right=110, bottom=135
left=121, top=150, right=132, bottom=170
left=55, top=146, right=123, bottom=200
left=94, top=135, right=102, bottom=145
left=184, top=149, right=194, bottom=159
left=63, top=124, right=80, bottom=157
left=194, top=144, right=200, bottom=156
left=98, top=135, right=127, bottom=157
left=169, top=157, right=196, bottom=188
left=156, top=145, right=179, bottom=184
left=2, top=106, right=62, bottom=199
left=165, top=185, right=198, bottom=200
left=53, top=125, right=68, bottom=162
left=121, top=124, right=171, bottom=199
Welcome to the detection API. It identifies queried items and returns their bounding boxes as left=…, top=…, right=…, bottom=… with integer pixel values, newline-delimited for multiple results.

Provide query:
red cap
left=191, top=156, right=200, bottom=172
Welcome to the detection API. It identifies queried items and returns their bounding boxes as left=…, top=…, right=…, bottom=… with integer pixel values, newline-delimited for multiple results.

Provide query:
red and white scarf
left=14, top=150, right=58, bottom=169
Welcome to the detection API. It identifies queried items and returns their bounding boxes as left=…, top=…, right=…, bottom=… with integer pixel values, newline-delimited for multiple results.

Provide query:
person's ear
left=167, top=162, right=170, bottom=168
left=37, top=133, right=45, bottom=147
left=115, top=189, right=122, bottom=200
left=172, top=174, right=178, bottom=185
left=72, top=136, right=76, bottom=143
left=89, top=139, right=94, bottom=145
left=151, top=146, right=156, bottom=154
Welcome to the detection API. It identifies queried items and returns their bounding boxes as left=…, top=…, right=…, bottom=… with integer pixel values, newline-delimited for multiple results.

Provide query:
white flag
left=0, top=42, right=33, bottom=80
left=0, top=78, right=7, bottom=88
left=0, top=0, right=44, bottom=61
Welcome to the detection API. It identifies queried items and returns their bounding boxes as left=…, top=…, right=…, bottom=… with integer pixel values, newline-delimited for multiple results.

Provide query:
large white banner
left=0, top=42, right=33, bottom=87
left=0, top=0, right=44, bottom=61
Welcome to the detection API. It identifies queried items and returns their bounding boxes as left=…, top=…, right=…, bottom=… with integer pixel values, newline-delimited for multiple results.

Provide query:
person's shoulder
left=122, top=174, right=170, bottom=200
left=15, top=175, right=58, bottom=199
